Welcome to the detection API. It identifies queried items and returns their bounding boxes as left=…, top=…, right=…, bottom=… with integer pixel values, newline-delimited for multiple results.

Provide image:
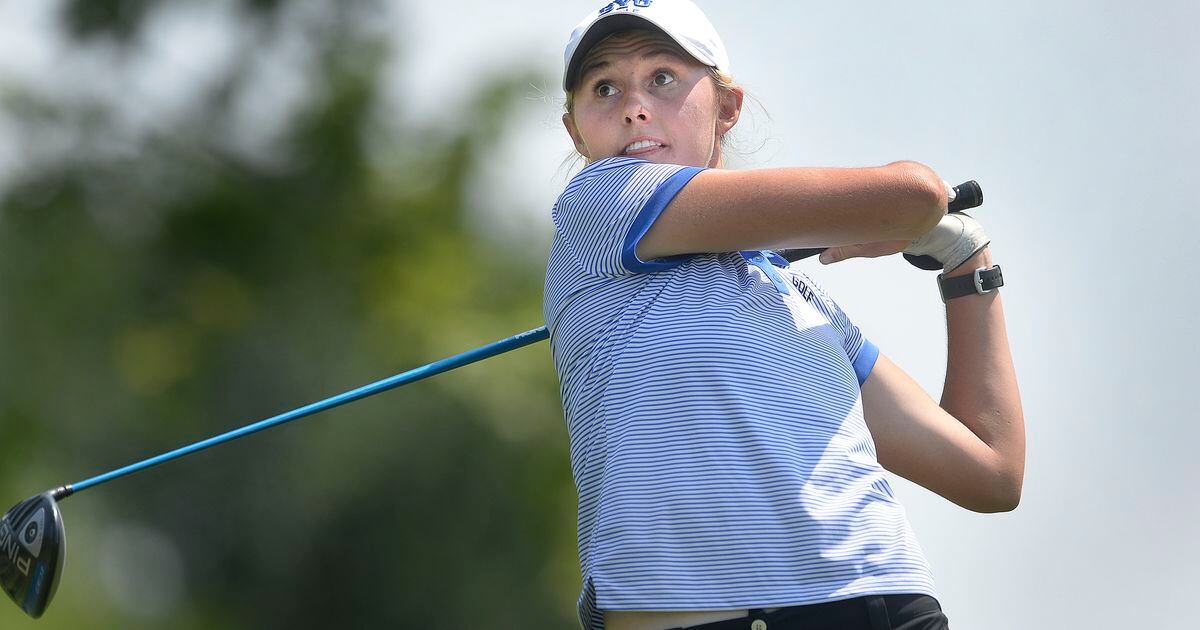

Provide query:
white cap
left=563, top=0, right=731, bottom=91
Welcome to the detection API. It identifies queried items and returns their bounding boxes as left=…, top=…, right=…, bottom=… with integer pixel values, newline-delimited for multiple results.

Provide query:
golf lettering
left=598, top=0, right=652, bottom=16
left=790, top=276, right=816, bottom=302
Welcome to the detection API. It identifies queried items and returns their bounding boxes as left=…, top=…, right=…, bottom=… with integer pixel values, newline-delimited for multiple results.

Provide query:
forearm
left=639, top=161, right=947, bottom=259
left=939, top=247, right=1026, bottom=508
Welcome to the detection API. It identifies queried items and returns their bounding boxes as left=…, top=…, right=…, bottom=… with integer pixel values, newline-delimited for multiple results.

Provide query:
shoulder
left=561, top=157, right=646, bottom=194
left=559, top=157, right=700, bottom=203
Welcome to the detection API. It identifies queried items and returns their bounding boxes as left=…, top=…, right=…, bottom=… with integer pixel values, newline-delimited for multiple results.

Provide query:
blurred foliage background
left=0, top=0, right=578, bottom=627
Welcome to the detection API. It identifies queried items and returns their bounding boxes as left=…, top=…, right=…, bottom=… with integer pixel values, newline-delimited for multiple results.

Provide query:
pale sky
left=3, top=1, right=1198, bottom=628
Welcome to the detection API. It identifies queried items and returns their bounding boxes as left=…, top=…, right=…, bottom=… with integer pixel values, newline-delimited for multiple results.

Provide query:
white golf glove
left=902, top=213, right=990, bottom=272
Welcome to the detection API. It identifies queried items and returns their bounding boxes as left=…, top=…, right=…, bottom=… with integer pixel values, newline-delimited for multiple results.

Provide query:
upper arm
left=636, top=162, right=946, bottom=260
left=861, top=352, right=1018, bottom=513
left=553, top=158, right=703, bottom=276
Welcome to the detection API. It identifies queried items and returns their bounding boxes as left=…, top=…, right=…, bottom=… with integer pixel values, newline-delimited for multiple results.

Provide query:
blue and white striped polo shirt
left=544, top=157, right=936, bottom=630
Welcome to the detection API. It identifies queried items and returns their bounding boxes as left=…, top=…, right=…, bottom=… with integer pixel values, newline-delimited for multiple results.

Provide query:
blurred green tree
left=0, top=0, right=577, bottom=628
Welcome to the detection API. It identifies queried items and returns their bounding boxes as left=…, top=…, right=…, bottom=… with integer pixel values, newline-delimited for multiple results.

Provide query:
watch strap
left=938, top=265, right=1004, bottom=302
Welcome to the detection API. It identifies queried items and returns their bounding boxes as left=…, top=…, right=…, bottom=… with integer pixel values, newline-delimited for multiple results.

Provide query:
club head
left=0, top=492, right=66, bottom=618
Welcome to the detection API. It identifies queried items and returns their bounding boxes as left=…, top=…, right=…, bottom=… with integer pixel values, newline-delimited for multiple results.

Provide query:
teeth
left=624, top=140, right=662, bottom=154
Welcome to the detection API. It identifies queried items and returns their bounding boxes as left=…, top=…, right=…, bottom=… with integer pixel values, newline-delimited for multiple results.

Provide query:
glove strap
left=938, top=265, right=1004, bottom=302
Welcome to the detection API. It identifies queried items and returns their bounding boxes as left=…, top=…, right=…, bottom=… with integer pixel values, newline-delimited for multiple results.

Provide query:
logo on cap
left=599, top=0, right=653, bottom=16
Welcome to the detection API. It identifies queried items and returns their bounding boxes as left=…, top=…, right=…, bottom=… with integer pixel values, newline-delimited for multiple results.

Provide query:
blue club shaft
left=62, top=326, right=550, bottom=497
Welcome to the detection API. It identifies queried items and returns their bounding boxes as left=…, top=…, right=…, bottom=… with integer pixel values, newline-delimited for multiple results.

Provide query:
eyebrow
left=578, top=60, right=611, bottom=84
left=578, top=45, right=687, bottom=86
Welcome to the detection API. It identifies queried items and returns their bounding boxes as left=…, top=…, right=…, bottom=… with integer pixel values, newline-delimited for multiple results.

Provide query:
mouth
left=622, top=138, right=666, bottom=156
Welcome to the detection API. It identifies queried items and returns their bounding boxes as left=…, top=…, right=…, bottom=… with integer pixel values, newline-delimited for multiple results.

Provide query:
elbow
left=886, top=161, right=947, bottom=239
left=969, top=468, right=1025, bottom=514
left=978, top=484, right=1022, bottom=514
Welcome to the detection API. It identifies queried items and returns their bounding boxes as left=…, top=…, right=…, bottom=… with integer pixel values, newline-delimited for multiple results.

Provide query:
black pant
left=671, top=594, right=949, bottom=630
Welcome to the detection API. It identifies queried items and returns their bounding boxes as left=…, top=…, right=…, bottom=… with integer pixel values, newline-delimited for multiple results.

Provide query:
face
left=563, top=29, right=742, bottom=168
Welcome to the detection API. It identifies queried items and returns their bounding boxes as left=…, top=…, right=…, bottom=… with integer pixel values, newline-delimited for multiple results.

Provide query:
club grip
left=779, top=180, right=983, bottom=264
left=948, top=179, right=982, bottom=213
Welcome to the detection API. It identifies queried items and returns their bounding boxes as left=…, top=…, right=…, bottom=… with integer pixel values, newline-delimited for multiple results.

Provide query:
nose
left=622, top=91, right=651, bottom=125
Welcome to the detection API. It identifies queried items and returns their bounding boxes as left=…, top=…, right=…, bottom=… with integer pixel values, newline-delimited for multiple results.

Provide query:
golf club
left=0, top=180, right=983, bottom=619
left=0, top=326, right=550, bottom=618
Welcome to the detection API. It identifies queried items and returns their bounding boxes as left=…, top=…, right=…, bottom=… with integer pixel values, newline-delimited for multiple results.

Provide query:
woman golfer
left=544, top=1, right=1025, bottom=629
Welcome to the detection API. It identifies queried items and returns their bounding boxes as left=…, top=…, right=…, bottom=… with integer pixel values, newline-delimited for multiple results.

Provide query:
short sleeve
left=552, top=157, right=705, bottom=277
left=788, top=269, right=880, bottom=385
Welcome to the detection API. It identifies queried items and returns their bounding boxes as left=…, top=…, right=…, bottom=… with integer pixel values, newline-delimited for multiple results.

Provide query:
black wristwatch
left=938, top=265, right=1004, bottom=302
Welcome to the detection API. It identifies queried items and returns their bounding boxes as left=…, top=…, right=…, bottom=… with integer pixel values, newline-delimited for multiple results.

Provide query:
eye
left=652, top=71, right=676, bottom=87
left=594, top=81, right=618, bottom=98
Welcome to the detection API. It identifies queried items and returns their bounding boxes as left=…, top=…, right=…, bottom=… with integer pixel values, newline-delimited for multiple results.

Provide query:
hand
left=902, top=212, right=990, bottom=272
left=819, top=239, right=910, bottom=265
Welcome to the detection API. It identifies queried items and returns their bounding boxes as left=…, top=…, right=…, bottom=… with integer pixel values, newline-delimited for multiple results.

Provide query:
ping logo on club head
left=598, top=0, right=653, bottom=16
left=19, top=508, right=45, bottom=558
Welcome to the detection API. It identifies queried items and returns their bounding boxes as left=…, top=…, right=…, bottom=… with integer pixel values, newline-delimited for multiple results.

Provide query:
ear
left=562, top=112, right=591, bottom=160
left=715, top=85, right=744, bottom=138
